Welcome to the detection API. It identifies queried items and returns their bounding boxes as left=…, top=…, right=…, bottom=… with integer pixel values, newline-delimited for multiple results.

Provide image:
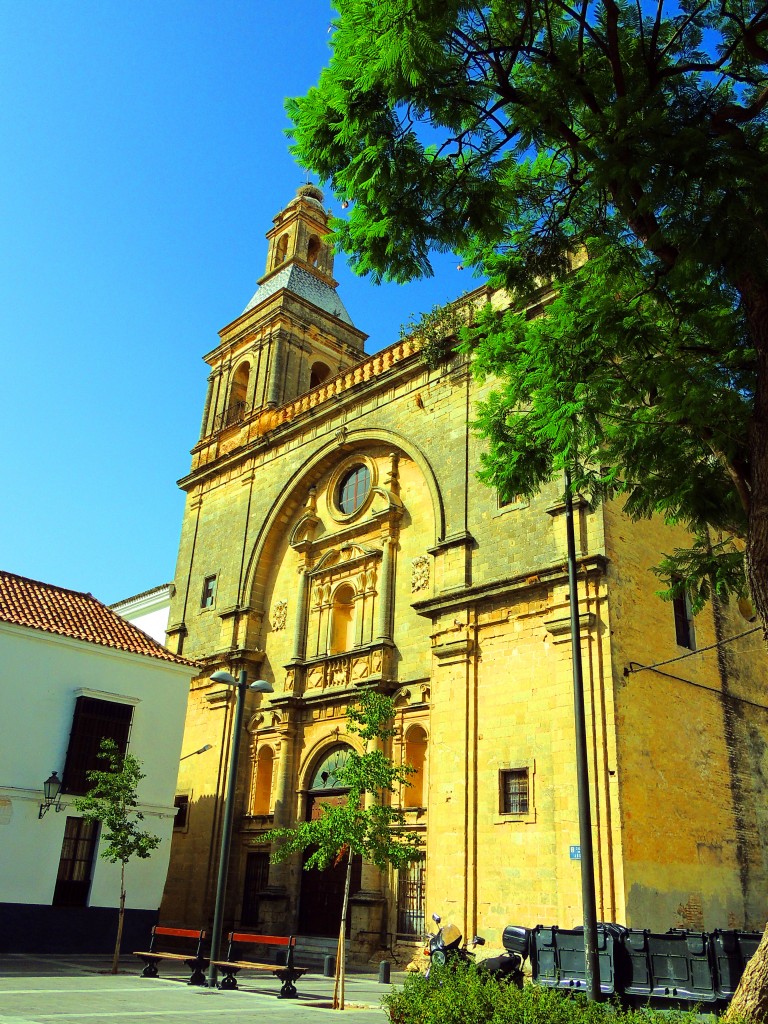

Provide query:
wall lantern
left=39, top=771, right=63, bottom=819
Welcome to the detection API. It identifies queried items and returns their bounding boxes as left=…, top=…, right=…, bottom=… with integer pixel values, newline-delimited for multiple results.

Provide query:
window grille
left=500, top=768, right=529, bottom=815
left=52, top=816, right=98, bottom=906
left=241, top=851, right=270, bottom=926
left=396, top=857, right=426, bottom=937
left=61, top=697, right=133, bottom=795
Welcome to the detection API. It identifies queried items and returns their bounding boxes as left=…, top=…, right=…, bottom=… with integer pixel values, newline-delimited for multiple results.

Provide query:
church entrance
left=297, top=746, right=362, bottom=937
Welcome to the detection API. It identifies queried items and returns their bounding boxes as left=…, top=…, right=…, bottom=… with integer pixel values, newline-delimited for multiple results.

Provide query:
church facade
left=161, top=184, right=768, bottom=960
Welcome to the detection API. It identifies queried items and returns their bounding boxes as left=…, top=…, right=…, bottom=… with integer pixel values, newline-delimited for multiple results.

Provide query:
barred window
left=500, top=768, right=529, bottom=815
left=53, top=816, right=98, bottom=907
left=241, top=851, right=270, bottom=927
left=61, top=697, right=133, bottom=795
left=396, top=856, right=426, bottom=937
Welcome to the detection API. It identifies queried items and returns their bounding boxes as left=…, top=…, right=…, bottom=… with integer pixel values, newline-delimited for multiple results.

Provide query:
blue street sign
left=569, top=845, right=582, bottom=860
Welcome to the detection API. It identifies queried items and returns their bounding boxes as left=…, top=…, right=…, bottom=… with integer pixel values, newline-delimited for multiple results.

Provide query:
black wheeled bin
left=711, top=929, right=763, bottom=1000
left=531, top=923, right=624, bottom=996
left=621, top=929, right=716, bottom=1003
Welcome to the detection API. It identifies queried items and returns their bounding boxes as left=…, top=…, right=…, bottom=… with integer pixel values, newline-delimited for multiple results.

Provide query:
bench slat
left=134, top=952, right=201, bottom=962
left=153, top=926, right=206, bottom=940
left=229, top=932, right=294, bottom=946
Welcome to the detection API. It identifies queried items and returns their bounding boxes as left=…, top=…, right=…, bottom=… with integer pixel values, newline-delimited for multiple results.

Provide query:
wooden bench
left=210, top=931, right=307, bottom=997
left=134, top=926, right=207, bottom=985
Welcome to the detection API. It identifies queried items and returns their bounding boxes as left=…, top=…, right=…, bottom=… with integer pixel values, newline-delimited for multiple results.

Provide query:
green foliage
left=262, top=690, right=421, bottom=872
left=382, top=962, right=704, bottom=1024
left=74, top=738, right=160, bottom=866
left=287, top=0, right=768, bottom=621
left=466, top=240, right=752, bottom=605
left=400, top=300, right=470, bottom=369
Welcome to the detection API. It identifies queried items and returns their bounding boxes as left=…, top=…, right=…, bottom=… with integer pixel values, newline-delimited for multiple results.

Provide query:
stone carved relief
left=393, top=683, right=430, bottom=708
left=351, top=656, right=370, bottom=681
left=271, top=599, right=288, bottom=631
left=411, top=555, right=431, bottom=593
left=307, top=665, right=325, bottom=689
left=299, top=647, right=389, bottom=693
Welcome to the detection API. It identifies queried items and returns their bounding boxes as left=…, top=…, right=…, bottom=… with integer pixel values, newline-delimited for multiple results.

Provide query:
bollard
left=378, top=960, right=391, bottom=984
left=323, top=954, right=335, bottom=977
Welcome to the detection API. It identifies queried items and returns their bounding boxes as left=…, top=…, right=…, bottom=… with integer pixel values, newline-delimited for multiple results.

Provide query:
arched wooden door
left=297, top=746, right=362, bottom=937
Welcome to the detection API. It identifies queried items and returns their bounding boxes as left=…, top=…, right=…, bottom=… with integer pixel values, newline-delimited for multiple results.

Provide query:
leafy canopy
left=288, top=0, right=768, bottom=610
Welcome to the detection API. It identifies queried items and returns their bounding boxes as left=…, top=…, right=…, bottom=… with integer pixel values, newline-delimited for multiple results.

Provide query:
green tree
left=262, top=690, right=420, bottom=1009
left=288, top=0, right=768, bottom=631
left=75, top=738, right=160, bottom=974
left=288, top=3, right=768, bottom=1017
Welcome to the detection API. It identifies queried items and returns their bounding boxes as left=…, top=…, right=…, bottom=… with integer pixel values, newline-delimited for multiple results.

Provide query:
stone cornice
left=413, top=554, right=609, bottom=618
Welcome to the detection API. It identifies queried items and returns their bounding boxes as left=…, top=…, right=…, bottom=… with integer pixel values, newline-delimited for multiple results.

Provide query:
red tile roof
left=0, top=571, right=196, bottom=667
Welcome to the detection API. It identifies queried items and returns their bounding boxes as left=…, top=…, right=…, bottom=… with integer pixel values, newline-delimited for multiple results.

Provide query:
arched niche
left=251, top=745, right=275, bottom=815
left=329, top=582, right=356, bottom=654
left=403, top=724, right=428, bottom=808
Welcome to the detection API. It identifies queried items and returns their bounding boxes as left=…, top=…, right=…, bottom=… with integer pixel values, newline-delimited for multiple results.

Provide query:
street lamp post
left=564, top=469, right=601, bottom=1001
left=206, top=669, right=273, bottom=990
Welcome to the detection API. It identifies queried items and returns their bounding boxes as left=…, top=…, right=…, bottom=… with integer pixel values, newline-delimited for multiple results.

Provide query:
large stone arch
left=240, top=428, right=445, bottom=611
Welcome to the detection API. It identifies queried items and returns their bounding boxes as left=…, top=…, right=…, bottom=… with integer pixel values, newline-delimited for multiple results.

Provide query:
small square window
left=201, top=575, right=217, bottom=609
left=500, top=768, right=529, bottom=815
left=173, top=795, right=189, bottom=830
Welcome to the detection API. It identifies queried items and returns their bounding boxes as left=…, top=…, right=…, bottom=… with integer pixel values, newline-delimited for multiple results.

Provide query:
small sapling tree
left=75, top=738, right=160, bottom=974
left=262, top=690, right=421, bottom=1009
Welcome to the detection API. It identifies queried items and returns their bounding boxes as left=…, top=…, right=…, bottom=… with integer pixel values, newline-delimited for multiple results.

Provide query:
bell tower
left=264, top=183, right=336, bottom=282
left=195, top=185, right=367, bottom=442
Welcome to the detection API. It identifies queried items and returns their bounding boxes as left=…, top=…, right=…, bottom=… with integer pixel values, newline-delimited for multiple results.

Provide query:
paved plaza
left=0, top=953, right=401, bottom=1024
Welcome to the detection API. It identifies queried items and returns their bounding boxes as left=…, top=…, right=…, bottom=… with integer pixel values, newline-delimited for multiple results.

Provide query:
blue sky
left=0, top=1, right=465, bottom=605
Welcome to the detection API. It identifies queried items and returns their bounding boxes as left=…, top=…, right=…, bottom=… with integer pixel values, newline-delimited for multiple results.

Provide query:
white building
left=110, top=583, right=174, bottom=646
left=0, top=571, right=197, bottom=953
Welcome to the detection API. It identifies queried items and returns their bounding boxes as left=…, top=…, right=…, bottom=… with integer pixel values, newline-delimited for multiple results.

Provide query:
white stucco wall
left=0, top=622, right=195, bottom=911
left=124, top=606, right=171, bottom=646
left=110, top=585, right=173, bottom=646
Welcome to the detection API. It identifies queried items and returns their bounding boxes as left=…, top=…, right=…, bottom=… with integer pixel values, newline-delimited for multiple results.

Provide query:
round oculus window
left=336, top=464, right=371, bottom=515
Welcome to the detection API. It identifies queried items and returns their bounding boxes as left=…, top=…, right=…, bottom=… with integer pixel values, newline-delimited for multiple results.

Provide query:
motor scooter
left=424, top=913, right=526, bottom=986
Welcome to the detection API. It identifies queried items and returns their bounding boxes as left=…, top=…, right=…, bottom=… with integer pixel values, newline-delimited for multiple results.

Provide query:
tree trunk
left=333, top=848, right=354, bottom=1010
left=726, top=924, right=768, bottom=1023
left=732, top=280, right=768, bottom=1022
left=112, top=862, right=126, bottom=975
left=742, top=279, right=768, bottom=636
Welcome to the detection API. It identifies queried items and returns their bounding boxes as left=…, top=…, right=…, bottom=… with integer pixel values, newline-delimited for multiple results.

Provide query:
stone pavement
left=0, top=953, right=405, bottom=1024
